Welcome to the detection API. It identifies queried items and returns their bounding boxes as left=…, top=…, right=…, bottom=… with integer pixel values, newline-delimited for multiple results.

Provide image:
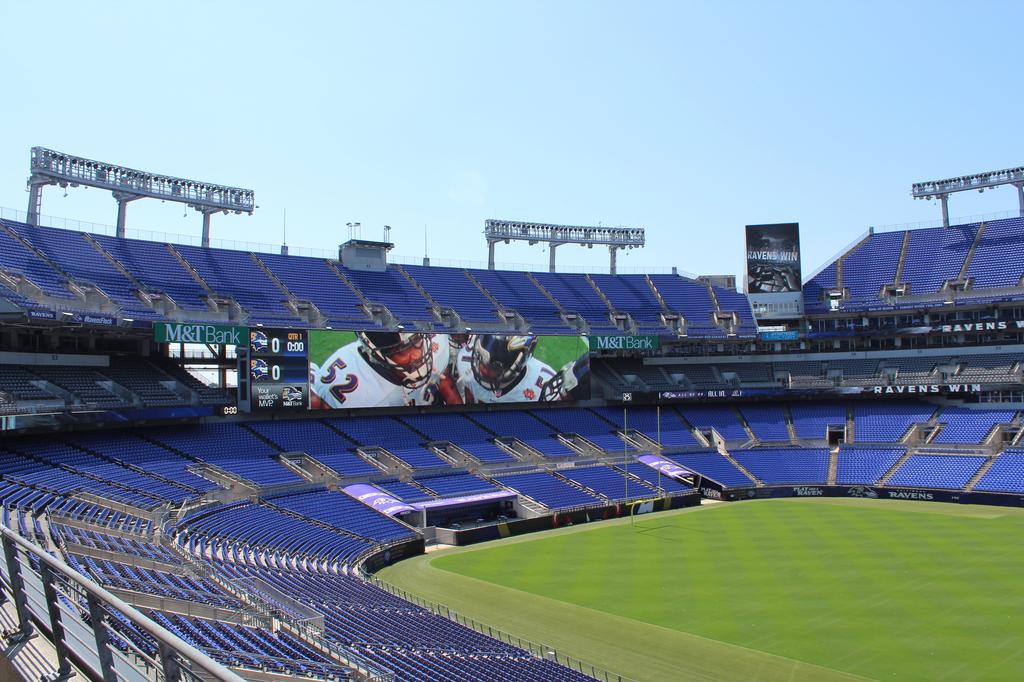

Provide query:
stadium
left=4, top=6, right=1024, bottom=680
left=1, top=142, right=1024, bottom=682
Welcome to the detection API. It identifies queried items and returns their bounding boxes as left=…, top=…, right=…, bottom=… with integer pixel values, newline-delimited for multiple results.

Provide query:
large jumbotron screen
left=307, top=331, right=589, bottom=409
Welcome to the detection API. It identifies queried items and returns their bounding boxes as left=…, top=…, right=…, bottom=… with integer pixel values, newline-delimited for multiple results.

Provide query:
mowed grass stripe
left=380, top=499, right=1024, bottom=681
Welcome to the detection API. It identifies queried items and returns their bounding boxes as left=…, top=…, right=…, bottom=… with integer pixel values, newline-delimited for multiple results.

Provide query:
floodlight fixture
left=26, top=146, right=255, bottom=246
left=484, top=218, right=645, bottom=274
left=911, top=165, right=1024, bottom=226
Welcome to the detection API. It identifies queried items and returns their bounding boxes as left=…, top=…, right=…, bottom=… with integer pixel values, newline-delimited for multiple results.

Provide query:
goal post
left=628, top=497, right=664, bottom=524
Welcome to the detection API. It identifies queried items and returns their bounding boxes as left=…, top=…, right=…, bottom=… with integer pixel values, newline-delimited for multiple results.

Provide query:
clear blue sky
left=2, top=1, right=1021, bottom=281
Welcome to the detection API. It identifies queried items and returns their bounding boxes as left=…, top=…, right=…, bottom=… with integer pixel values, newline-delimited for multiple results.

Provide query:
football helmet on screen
left=250, top=331, right=270, bottom=353
left=250, top=359, right=270, bottom=380
left=356, top=331, right=434, bottom=388
left=470, top=334, right=537, bottom=393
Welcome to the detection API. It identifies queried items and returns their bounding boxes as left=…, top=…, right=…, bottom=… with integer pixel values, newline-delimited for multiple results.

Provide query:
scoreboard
left=244, top=328, right=309, bottom=411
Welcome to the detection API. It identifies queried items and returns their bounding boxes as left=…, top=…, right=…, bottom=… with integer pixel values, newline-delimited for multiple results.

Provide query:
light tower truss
left=26, top=146, right=255, bottom=246
left=912, top=166, right=1024, bottom=227
left=484, top=218, right=645, bottom=274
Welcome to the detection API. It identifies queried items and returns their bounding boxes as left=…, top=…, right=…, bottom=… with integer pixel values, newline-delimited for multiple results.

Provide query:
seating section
left=68, top=554, right=241, bottom=608
left=789, top=403, right=847, bottom=440
left=0, top=220, right=79, bottom=301
left=625, top=464, right=692, bottom=494
left=269, top=489, right=416, bottom=542
left=835, top=446, right=906, bottom=485
left=591, top=274, right=666, bottom=332
left=179, top=502, right=372, bottom=567
left=469, top=411, right=576, bottom=457
left=375, top=479, right=434, bottom=502
left=740, top=405, right=791, bottom=442
left=414, top=472, right=497, bottom=497
left=398, top=413, right=514, bottom=463
left=468, top=269, right=568, bottom=333
left=974, top=449, right=1024, bottom=493
left=558, top=465, right=653, bottom=501
left=731, top=447, right=829, bottom=485
left=933, top=407, right=1017, bottom=444
left=340, top=266, right=432, bottom=321
left=147, top=424, right=303, bottom=486
left=667, top=451, right=754, bottom=488
left=176, top=244, right=300, bottom=326
left=111, top=611, right=350, bottom=680
left=326, top=416, right=451, bottom=470
left=214, top=563, right=591, bottom=682
left=964, top=218, right=1024, bottom=288
left=590, top=405, right=700, bottom=448
left=51, top=524, right=179, bottom=563
left=246, top=420, right=382, bottom=476
left=530, top=272, right=617, bottom=332
left=853, top=402, right=934, bottom=442
left=648, top=275, right=720, bottom=336
left=887, top=454, right=987, bottom=489
left=258, top=251, right=370, bottom=326
left=403, top=264, right=498, bottom=323
left=491, top=471, right=601, bottom=509
left=530, top=408, right=628, bottom=451
left=2, top=441, right=191, bottom=509
left=677, top=406, right=748, bottom=441
left=804, top=218, right=1024, bottom=311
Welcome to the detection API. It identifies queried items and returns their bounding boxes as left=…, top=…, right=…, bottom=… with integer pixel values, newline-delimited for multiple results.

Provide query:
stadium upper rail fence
left=0, top=521, right=247, bottom=682
left=0, top=206, right=686, bottom=276
left=362, top=568, right=638, bottom=682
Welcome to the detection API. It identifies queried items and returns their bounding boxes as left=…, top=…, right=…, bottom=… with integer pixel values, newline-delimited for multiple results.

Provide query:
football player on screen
left=309, top=331, right=451, bottom=409
left=454, top=334, right=554, bottom=403
left=539, top=354, right=591, bottom=402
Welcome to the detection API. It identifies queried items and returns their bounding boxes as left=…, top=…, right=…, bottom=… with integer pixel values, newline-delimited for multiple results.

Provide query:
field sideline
left=377, top=498, right=1024, bottom=681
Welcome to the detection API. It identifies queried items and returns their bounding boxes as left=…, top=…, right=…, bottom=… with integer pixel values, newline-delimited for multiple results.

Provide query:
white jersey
left=310, top=335, right=449, bottom=409
left=455, top=353, right=555, bottom=404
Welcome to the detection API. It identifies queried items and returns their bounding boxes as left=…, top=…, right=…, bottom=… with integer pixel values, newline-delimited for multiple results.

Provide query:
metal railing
left=0, top=524, right=246, bottom=682
left=0, top=205, right=686, bottom=276
left=362, top=570, right=637, bottom=682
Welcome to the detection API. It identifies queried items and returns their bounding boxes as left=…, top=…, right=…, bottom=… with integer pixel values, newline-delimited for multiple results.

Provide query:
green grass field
left=378, top=499, right=1024, bottom=681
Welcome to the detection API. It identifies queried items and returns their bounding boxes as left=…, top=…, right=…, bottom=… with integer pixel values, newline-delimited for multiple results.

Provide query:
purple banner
left=638, top=454, right=693, bottom=480
left=411, top=490, right=517, bottom=512
left=343, top=484, right=416, bottom=517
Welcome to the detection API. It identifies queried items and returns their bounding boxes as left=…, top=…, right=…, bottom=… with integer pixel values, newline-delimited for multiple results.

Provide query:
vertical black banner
left=745, top=223, right=802, bottom=293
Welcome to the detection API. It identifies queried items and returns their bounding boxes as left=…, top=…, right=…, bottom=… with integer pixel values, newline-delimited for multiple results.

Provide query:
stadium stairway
left=876, top=448, right=916, bottom=485
left=784, top=406, right=800, bottom=444
left=731, top=406, right=760, bottom=445
left=719, top=447, right=764, bottom=487
left=964, top=455, right=1000, bottom=492
left=955, top=222, right=988, bottom=283
left=827, top=446, right=840, bottom=485
left=251, top=253, right=321, bottom=326
left=891, top=230, right=911, bottom=286
left=460, top=415, right=539, bottom=463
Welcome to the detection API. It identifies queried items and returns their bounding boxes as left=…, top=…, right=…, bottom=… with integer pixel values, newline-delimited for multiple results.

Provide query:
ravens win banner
left=745, top=223, right=802, bottom=294
left=306, top=331, right=590, bottom=409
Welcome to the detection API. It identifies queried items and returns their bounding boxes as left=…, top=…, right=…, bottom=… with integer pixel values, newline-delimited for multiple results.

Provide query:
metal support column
left=939, top=193, right=950, bottom=228
left=548, top=242, right=561, bottom=273
left=487, top=239, right=498, bottom=270
left=1015, top=183, right=1024, bottom=217
left=1, top=534, right=33, bottom=642
left=86, top=593, right=117, bottom=682
left=112, top=192, right=141, bottom=239
left=25, top=175, right=52, bottom=227
left=158, top=642, right=182, bottom=682
left=39, top=564, right=75, bottom=681
left=198, top=207, right=223, bottom=248
left=609, top=246, right=622, bottom=275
